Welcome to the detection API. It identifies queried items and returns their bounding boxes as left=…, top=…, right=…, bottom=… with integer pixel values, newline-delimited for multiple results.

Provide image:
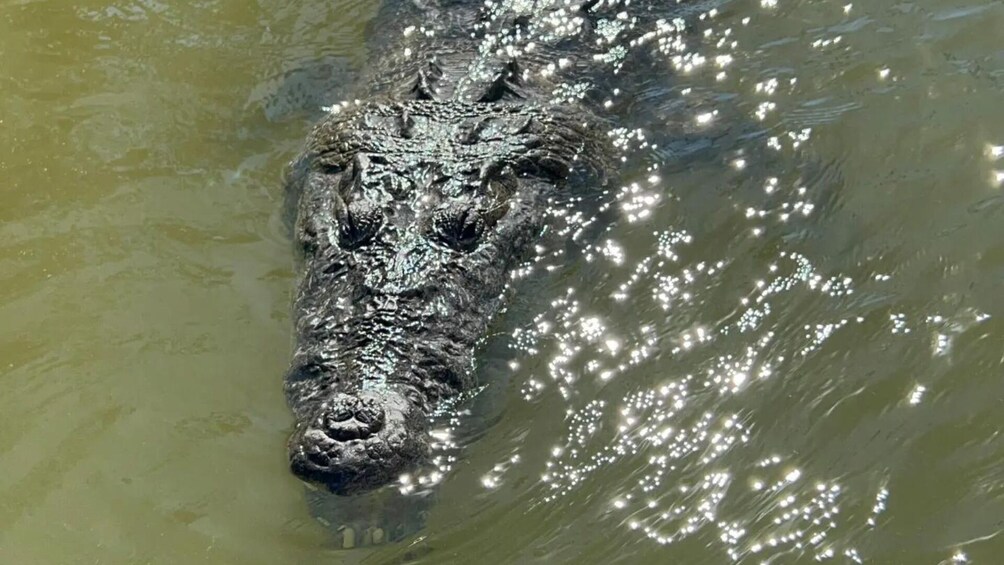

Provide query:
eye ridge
left=433, top=202, right=485, bottom=252
left=337, top=198, right=383, bottom=249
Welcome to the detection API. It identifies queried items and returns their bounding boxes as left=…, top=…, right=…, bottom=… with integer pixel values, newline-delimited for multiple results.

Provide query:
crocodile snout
left=322, top=395, right=386, bottom=441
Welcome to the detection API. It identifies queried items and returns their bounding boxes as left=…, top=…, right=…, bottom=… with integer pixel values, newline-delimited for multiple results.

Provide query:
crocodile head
left=284, top=100, right=602, bottom=495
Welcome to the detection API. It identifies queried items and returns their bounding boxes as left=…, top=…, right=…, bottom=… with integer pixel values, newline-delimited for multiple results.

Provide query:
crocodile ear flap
left=411, top=69, right=438, bottom=100
left=411, top=61, right=443, bottom=101
left=398, top=108, right=416, bottom=138
left=478, top=60, right=523, bottom=103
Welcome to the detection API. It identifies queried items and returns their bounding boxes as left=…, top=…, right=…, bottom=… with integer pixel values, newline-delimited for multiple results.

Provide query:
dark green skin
left=282, top=0, right=723, bottom=494
left=285, top=97, right=606, bottom=494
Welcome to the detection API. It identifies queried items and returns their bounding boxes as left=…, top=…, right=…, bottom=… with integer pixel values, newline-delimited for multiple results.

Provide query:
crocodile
left=282, top=0, right=721, bottom=497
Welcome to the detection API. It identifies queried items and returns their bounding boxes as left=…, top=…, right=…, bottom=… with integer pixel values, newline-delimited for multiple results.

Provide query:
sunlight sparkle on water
left=695, top=110, right=717, bottom=125
left=755, top=101, right=777, bottom=120
left=867, top=486, right=889, bottom=526
left=599, top=239, right=625, bottom=265
left=480, top=2, right=946, bottom=560
left=618, top=183, right=660, bottom=222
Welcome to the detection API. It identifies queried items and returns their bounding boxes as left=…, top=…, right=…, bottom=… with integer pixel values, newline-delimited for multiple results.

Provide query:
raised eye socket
left=432, top=202, right=484, bottom=252
left=337, top=199, right=383, bottom=248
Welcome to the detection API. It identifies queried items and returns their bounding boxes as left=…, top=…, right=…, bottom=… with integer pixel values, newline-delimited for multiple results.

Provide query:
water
left=1, top=0, right=1002, bottom=563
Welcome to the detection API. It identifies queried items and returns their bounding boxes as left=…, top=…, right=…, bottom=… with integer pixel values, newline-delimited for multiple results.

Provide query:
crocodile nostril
left=319, top=396, right=386, bottom=440
left=355, top=407, right=376, bottom=425
left=307, top=449, right=331, bottom=467
left=354, top=400, right=386, bottom=430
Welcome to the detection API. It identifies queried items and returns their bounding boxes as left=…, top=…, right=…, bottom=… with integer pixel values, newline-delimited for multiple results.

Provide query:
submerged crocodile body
left=282, top=0, right=696, bottom=495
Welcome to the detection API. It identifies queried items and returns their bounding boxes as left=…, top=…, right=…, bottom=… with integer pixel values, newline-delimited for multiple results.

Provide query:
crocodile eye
left=432, top=202, right=484, bottom=252
left=337, top=199, right=383, bottom=248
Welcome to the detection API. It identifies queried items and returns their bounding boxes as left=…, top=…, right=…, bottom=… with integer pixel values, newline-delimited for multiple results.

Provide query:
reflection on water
left=1, top=0, right=1003, bottom=563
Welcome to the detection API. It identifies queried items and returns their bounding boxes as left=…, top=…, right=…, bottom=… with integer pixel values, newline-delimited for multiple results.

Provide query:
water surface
left=1, top=0, right=1002, bottom=563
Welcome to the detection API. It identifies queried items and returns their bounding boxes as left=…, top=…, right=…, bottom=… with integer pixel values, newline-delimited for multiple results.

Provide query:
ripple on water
left=420, top=0, right=1004, bottom=563
left=2, top=0, right=1003, bottom=562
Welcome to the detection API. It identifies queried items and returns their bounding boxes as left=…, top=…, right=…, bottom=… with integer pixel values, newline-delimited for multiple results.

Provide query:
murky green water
left=1, top=0, right=1002, bottom=563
